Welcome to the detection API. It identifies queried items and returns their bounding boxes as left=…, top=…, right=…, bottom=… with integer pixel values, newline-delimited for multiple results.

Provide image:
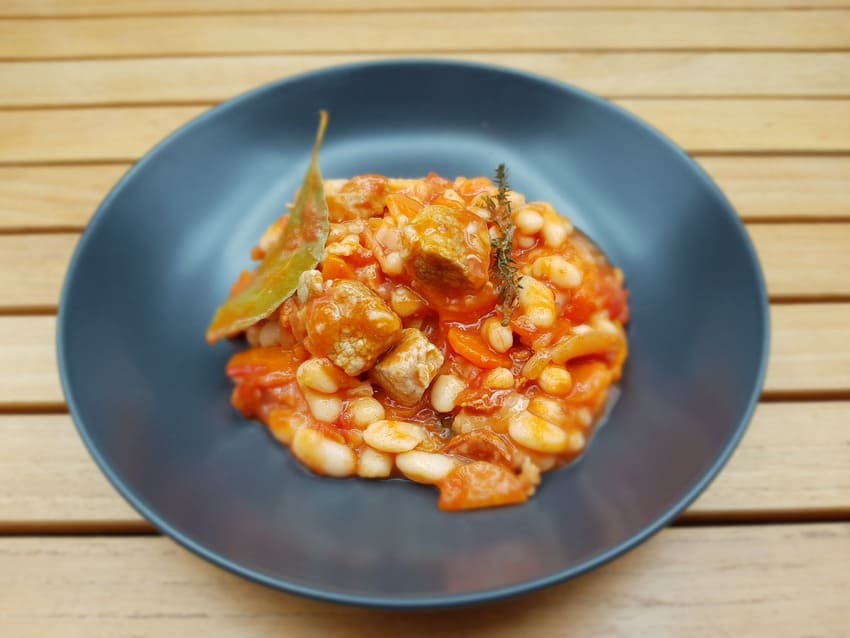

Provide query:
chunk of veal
left=402, top=205, right=492, bottom=293
left=304, top=280, right=402, bottom=376
left=371, top=328, right=445, bottom=405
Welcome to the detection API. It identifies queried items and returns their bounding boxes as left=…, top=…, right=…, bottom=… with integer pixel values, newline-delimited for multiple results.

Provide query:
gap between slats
left=3, top=0, right=850, bottom=20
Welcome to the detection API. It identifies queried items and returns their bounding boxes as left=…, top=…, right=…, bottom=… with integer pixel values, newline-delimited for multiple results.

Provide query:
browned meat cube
left=304, top=280, right=402, bottom=376
left=402, top=205, right=491, bottom=293
left=370, top=328, right=445, bottom=405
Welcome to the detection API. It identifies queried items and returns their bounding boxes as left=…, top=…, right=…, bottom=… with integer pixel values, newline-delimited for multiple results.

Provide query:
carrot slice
left=438, top=461, right=529, bottom=511
left=447, top=326, right=512, bottom=369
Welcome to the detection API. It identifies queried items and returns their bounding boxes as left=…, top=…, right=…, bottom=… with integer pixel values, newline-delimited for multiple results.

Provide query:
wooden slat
left=2, top=100, right=850, bottom=164
left=697, top=156, right=850, bottom=220
left=0, top=317, right=60, bottom=407
left=4, top=0, right=850, bottom=18
left=0, top=106, right=206, bottom=163
left=2, top=402, right=846, bottom=527
left=619, top=99, right=850, bottom=153
left=3, top=53, right=850, bottom=107
left=1, top=11, right=849, bottom=60
left=0, top=165, right=127, bottom=230
left=0, top=226, right=846, bottom=312
left=2, top=157, right=848, bottom=231
left=767, top=303, right=850, bottom=395
left=0, top=234, right=77, bottom=311
left=0, top=526, right=847, bottom=634
left=0, top=415, right=139, bottom=524
left=751, top=224, right=850, bottom=300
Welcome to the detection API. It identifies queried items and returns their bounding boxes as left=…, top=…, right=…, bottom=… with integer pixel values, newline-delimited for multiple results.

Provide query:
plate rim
left=56, top=58, right=771, bottom=609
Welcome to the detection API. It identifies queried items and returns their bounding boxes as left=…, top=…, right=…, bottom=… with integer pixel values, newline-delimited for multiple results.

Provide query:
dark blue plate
left=58, top=60, right=769, bottom=608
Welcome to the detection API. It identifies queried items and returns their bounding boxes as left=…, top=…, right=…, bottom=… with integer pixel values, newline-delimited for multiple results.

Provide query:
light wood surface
left=3, top=100, right=850, bottom=163
left=4, top=53, right=850, bottom=107
left=1, top=525, right=848, bottom=636
left=2, top=2, right=848, bottom=633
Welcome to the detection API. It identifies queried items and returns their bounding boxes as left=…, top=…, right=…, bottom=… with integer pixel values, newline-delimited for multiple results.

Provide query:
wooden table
left=1, top=1, right=849, bottom=635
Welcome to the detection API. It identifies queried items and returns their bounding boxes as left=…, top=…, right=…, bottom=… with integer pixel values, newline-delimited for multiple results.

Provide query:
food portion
left=209, top=117, right=629, bottom=511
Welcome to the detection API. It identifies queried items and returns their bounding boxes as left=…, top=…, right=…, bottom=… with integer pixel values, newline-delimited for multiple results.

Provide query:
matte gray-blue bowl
left=58, top=60, right=769, bottom=609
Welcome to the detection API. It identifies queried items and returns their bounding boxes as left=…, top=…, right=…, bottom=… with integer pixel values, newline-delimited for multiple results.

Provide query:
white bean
left=349, top=397, right=386, bottom=429
left=528, top=396, right=568, bottom=427
left=516, top=235, right=536, bottom=249
left=258, top=321, right=282, bottom=347
left=357, top=447, right=394, bottom=478
left=430, top=374, right=467, bottom=413
left=297, top=358, right=341, bottom=394
left=538, top=365, right=573, bottom=396
left=380, top=251, right=404, bottom=276
left=303, top=389, right=342, bottom=423
left=363, top=419, right=426, bottom=453
left=508, top=410, right=570, bottom=454
left=291, top=427, right=356, bottom=477
left=395, top=451, right=459, bottom=484
left=267, top=409, right=309, bottom=445
left=481, top=317, right=513, bottom=353
left=484, top=367, right=515, bottom=389
left=517, top=276, right=556, bottom=329
left=530, top=255, right=582, bottom=290
left=390, top=286, right=425, bottom=318
left=514, top=208, right=544, bottom=235
left=567, top=430, right=587, bottom=453
left=541, top=218, right=569, bottom=248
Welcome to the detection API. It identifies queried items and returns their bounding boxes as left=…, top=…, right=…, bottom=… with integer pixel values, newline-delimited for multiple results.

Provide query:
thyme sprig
left=483, top=164, right=523, bottom=325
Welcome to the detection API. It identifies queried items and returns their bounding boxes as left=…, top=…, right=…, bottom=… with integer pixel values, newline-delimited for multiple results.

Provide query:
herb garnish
left=483, top=164, right=523, bottom=325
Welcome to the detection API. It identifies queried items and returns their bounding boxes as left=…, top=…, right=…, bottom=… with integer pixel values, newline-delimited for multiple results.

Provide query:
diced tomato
left=321, top=255, right=356, bottom=281
left=447, top=326, right=512, bottom=369
left=562, top=282, right=599, bottom=325
left=604, top=282, right=630, bottom=323
left=385, top=193, right=423, bottom=220
left=226, top=347, right=302, bottom=388
left=565, top=361, right=612, bottom=407
left=441, top=430, right=515, bottom=467
left=438, top=461, right=530, bottom=511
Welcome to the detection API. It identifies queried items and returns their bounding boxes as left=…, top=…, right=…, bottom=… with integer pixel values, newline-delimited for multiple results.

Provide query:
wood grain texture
left=2, top=157, right=848, bottom=231
left=3, top=100, right=850, bottom=163
left=768, top=303, right=850, bottom=394
left=0, top=317, right=59, bottom=407
left=697, top=156, right=850, bottom=220
left=1, top=11, right=849, bottom=60
left=1, top=402, right=846, bottom=526
left=3, top=52, right=850, bottom=107
left=1, top=305, right=848, bottom=408
left=0, top=165, right=127, bottom=230
left=0, top=234, right=77, bottom=310
left=4, top=0, right=850, bottom=17
left=751, top=224, right=850, bottom=299
left=0, top=226, right=845, bottom=311
left=0, top=526, right=847, bottom=635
